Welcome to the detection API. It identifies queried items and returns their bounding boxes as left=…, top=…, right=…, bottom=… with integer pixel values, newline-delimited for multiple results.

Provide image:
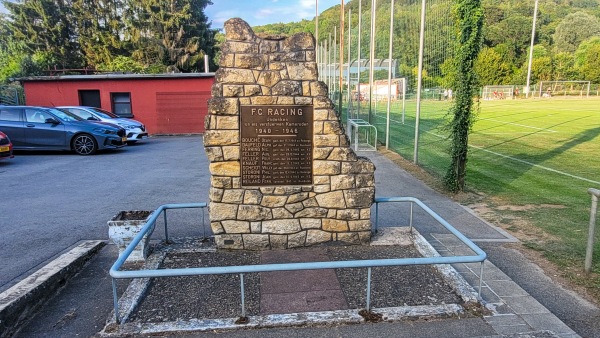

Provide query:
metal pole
left=163, top=210, right=169, bottom=243
left=409, top=202, right=413, bottom=232
left=375, top=201, right=379, bottom=233
left=316, top=0, right=319, bottom=55
left=339, top=1, right=345, bottom=116
left=385, top=0, right=395, bottom=150
left=402, top=77, right=406, bottom=123
left=334, top=26, right=338, bottom=100
left=413, top=0, right=426, bottom=164
left=368, top=0, right=377, bottom=124
left=585, top=188, right=600, bottom=273
left=112, top=278, right=120, bottom=323
left=357, top=0, right=363, bottom=120
left=366, top=267, right=372, bottom=310
left=347, top=8, right=352, bottom=114
left=479, top=261, right=485, bottom=297
left=240, top=273, right=246, bottom=317
left=525, top=0, right=539, bottom=98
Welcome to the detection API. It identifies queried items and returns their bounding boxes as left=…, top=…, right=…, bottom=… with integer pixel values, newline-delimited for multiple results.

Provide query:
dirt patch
left=128, top=244, right=465, bottom=323
left=495, top=204, right=567, bottom=211
left=114, top=210, right=152, bottom=221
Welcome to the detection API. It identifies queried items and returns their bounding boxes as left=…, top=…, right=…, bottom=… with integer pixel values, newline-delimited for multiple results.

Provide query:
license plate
left=0, top=146, right=9, bottom=152
left=122, top=137, right=127, bottom=143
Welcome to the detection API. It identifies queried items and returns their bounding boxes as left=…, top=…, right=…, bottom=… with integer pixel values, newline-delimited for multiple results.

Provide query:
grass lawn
left=344, top=97, right=600, bottom=299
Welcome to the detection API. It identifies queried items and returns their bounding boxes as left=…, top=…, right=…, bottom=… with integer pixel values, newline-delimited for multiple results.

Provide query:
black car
left=0, top=106, right=127, bottom=155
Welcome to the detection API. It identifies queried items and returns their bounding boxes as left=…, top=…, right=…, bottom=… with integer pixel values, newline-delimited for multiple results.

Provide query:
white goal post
left=482, top=85, right=516, bottom=100
left=534, top=81, right=591, bottom=98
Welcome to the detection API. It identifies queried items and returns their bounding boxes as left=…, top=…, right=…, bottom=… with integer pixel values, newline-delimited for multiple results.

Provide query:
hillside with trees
left=254, top=0, right=600, bottom=89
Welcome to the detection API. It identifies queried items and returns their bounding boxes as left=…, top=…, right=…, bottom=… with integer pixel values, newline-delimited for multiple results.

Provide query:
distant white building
left=321, top=59, right=398, bottom=83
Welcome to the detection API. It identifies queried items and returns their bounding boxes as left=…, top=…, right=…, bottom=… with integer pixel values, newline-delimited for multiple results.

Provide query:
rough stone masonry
left=204, top=18, right=376, bottom=250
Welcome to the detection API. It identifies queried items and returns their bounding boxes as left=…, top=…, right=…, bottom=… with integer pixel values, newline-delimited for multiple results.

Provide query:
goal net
left=533, top=81, right=591, bottom=98
left=482, top=85, right=515, bottom=100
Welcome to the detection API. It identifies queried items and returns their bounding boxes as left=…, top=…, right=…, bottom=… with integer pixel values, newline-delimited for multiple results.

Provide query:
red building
left=21, top=73, right=215, bottom=135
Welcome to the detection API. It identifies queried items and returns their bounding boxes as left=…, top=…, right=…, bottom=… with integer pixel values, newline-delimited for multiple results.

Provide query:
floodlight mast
left=413, top=0, right=426, bottom=164
left=525, top=0, right=539, bottom=98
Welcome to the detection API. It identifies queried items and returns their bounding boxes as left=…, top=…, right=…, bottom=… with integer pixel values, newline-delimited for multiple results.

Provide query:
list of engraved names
left=240, top=105, right=313, bottom=186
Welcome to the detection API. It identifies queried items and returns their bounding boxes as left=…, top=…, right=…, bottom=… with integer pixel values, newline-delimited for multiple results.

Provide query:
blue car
left=0, top=106, right=127, bottom=155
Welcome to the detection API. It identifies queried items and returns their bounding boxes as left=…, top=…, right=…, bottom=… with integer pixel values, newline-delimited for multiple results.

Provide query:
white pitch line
left=470, top=145, right=600, bottom=185
left=384, top=116, right=600, bottom=185
left=478, top=118, right=557, bottom=132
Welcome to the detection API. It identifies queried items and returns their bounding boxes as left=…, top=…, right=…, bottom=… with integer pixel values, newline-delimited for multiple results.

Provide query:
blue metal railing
left=109, top=197, right=486, bottom=324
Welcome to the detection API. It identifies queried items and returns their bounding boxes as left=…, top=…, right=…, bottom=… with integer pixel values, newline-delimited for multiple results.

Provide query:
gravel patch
left=129, top=251, right=261, bottom=322
left=326, top=245, right=461, bottom=309
left=129, top=243, right=463, bottom=323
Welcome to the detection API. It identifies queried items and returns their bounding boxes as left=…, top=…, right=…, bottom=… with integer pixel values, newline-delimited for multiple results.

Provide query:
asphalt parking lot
left=0, top=136, right=211, bottom=292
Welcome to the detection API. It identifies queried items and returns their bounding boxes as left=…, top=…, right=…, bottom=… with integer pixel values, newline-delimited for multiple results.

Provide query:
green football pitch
left=347, top=97, right=600, bottom=277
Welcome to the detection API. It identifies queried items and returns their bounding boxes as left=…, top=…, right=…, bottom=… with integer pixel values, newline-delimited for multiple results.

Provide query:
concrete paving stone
left=451, top=263, right=472, bottom=273
left=459, top=268, right=486, bottom=287
left=486, top=302, right=514, bottom=315
left=556, top=333, right=582, bottom=338
left=447, top=245, right=478, bottom=256
left=480, top=265, right=512, bottom=282
left=491, top=324, right=535, bottom=335
left=480, top=286, right=502, bottom=303
left=431, top=233, right=468, bottom=247
left=260, top=289, right=349, bottom=315
left=520, top=313, right=578, bottom=335
left=485, top=314, right=529, bottom=326
left=503, top=296, right=552, bottom=315
left=486, top=280, right=530, bottom=298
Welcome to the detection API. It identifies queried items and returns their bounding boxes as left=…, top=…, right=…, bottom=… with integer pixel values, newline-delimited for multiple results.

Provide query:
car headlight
left=93, top=127, right=117, bottom=135
left=118, top=123, right=136, bottom=130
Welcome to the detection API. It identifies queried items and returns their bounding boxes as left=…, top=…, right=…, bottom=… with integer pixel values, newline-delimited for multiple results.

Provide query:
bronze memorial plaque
left=240, top=105, right=313, bottom=186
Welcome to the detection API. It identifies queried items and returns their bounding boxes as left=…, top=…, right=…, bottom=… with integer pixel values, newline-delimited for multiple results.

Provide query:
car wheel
left=72, top=134, right=98, bottom=155
left=126, top=140, right=137, bottom=145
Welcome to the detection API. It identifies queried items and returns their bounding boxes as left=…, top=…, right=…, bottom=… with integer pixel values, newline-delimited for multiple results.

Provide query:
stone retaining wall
left=204, top=18, right=375, bottom=250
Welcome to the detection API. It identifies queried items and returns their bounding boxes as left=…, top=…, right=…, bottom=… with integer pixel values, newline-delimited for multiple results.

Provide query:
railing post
left=479, top=261, right=485, bottom=297
left=374, top=201, right=379, bottom=234
left=112, top=278, right=120, bottom=324
left=409, top=202, right=414, bottom=233
left=366, top=267, right=372, bottom=311
left=240, top=273, right=246, bottom=317
left=163, top=210, right=169, bottom=243
left=585, top=188, right=600, bottom=273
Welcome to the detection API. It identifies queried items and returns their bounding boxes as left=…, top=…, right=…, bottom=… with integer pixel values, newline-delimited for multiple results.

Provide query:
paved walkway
left=11, top=148, right=597, bottom=337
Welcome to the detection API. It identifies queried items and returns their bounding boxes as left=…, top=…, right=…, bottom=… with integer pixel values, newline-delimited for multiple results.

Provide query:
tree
left=4, top=0, right=82, bottom=70
left=475, top=46, right=512, bottom=85
left=125, top=0, right=216, bottom=72
left=553, top=11, right=600, bottom=54
left=574, top=37, right=600, bottom=83
left=72, top=0, right=128, bottom=68
left=553, top=52, right=576, bottom=81
left=445, top=0, right=484, bottom=193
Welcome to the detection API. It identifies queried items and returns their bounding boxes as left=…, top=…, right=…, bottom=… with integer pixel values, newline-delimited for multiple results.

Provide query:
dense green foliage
left=444, top=0, right=483, bottom=192
left=254, top=0, right=600, bottom=89
left=0, top=0, right=217, bottom=83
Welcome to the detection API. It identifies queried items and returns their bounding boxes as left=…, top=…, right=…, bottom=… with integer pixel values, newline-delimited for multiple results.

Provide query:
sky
left=0, top=1, right=342, bottom=28
left=205, top=0, right=342, bottom=28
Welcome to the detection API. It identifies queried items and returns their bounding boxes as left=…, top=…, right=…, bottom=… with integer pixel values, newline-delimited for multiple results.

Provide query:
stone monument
left=204, top=18, right=376, bottom=250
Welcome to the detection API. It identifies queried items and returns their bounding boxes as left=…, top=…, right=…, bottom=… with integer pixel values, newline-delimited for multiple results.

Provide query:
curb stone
left=0, top=240, right=105, bottom=338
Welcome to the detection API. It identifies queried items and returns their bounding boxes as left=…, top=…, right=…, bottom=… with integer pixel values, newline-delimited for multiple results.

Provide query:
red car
left=0, top=131, right=14, bottom=159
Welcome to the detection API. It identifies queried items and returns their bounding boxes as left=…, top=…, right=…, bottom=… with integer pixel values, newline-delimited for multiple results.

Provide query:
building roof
left=17, top=72, right=215, bottom=82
